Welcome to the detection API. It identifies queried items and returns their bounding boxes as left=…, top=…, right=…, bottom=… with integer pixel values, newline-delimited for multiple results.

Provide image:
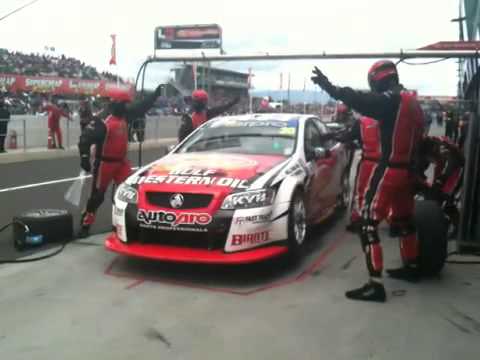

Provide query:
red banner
left=0, top=73, right=133, bottom=97
left=418, top=41, right=480, bottom=51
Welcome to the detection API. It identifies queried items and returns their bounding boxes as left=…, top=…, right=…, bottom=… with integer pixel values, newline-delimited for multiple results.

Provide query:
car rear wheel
left=286, top=189, right=307, bottom=263
left=414, top=200, right=448, bottom=276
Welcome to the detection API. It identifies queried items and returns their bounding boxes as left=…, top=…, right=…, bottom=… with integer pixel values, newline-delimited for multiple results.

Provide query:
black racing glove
left=430, top=181, right=445, bottom=202
left=80, top=155, right=91, bottom=173
left=311, top=66, right=336, bottom=95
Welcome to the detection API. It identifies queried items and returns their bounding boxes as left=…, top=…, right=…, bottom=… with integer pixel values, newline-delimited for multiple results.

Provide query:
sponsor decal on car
left=230, top=191, right=270, bottom=208
left=117, top=187, right=137, bottom=201
left=234, top=213, right=272, bottom=225
left=151, top=154, right=258, bottom=172
left=140, top=224, right=208, bottom=233
left=130, top=168, right=250, bottom=189
left=137, top=209, right=212, bottom=227
left=113, top=206, right=124, bottom=217
left=231, top=231, right=270, bottom=246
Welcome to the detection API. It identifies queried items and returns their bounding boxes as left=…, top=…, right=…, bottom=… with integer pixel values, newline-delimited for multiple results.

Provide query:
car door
left=314, top=118, right=346, bottom=202
left=303, top=119, right=336, bottom=222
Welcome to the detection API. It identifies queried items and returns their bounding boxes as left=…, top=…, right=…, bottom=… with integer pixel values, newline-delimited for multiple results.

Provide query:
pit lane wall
left=3, top=114, right=181, bottom=150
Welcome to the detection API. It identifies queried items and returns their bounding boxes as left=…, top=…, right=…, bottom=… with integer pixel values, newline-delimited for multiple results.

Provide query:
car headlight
left=116, top=183, right=138, bottom=204
left=221, top=189, right=275, bottom=210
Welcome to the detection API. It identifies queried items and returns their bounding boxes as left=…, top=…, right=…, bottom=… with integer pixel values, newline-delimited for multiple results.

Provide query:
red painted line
left=104, top=232, right=348, bottom=296
left=297, top=233, right=349, bottom=281
left=125, top=279, right=145, bottom=290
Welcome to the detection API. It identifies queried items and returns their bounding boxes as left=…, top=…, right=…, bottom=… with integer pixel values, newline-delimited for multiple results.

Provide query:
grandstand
left=167, top=64, right=249, bottom=110
left=0, top=49, right=121, bottom=82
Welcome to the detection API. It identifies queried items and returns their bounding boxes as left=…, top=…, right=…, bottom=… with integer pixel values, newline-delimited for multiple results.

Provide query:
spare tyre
left=13, top=209, right=73, bottom=251
left=414, top=200, right=448, bottom=276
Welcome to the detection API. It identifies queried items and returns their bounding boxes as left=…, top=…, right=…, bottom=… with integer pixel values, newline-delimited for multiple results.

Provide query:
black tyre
left=286, top=189, right=307, bottom=263
left=414, top=200, right=448, bottom=276
left=13, top=209, right=73, bottom=251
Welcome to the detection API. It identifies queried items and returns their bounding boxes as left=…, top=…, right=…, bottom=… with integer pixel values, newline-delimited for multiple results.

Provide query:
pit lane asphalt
left=1, top=122, right=478, bottom=359
left=0, top=214, right=479, bottom=360
left=0, top=141, right=175, bottom=260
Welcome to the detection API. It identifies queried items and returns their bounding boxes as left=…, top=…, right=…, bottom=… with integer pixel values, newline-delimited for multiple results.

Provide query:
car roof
left=211, top=113, right=314, bottom=124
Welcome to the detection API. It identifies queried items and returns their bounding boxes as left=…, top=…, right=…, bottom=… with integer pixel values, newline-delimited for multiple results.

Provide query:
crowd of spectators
left=0, top=48, right=123, bottom=83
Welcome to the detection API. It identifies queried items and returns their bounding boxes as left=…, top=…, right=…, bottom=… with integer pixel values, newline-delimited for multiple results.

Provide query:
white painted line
left=0, top=167, right=140, bottom=193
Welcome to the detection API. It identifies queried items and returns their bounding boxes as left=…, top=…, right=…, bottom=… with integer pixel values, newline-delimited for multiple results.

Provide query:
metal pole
left=22, top=118, right=26, bottom=151
left=141, top=50, right=480, bottom=63
left=66, top=117, right=70, bottom=149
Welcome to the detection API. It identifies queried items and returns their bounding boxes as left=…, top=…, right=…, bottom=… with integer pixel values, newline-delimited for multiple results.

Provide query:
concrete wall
left=5, top=114, right=181, bottom=150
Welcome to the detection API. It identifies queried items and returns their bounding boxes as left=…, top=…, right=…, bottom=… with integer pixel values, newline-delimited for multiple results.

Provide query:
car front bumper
left=105, top=233, right=288, bottom=265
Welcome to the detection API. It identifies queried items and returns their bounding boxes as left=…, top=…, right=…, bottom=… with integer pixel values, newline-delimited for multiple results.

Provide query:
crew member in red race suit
left=312, top=60, right=425, bottom=302
left=79, top=100, right=93, bottom=132
left=417, top=136, right=464, bottom=237
left=177, top=89, right=239, bottom=141
left=77, top=85, right=162, bottom=238
left=43, top=101, right=71, bottom=149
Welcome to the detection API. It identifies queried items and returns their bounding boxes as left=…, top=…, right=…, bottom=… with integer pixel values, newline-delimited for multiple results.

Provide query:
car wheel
left=336, top=172, right=350, bottom=211
left=414, top=200, right=448, bottom=276
left=286, top=189, right=307, bottom=263
left=13, top=209, right=73, bottom=251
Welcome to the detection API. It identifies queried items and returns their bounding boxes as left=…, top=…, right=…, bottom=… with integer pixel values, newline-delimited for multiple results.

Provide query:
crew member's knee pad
left=360, top=222, right=380, bottom=249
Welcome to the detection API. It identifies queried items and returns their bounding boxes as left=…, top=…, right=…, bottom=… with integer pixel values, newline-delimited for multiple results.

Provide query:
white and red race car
left=106, top=113, right=350, bottom=264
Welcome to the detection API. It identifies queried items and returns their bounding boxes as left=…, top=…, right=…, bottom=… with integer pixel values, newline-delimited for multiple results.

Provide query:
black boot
left=346, top=220, right=362, bottom=233
left=345, top=281, right=387, bottom=302
left=386, top=266, right=421, bottom=283
left=77, top=225, right=90, bottom=239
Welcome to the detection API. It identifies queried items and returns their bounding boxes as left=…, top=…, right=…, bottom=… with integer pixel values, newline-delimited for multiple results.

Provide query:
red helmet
left=368, top=60, right=398, bottom=92
left=337, top=103, right=348, bottom=114
left=106, top=86, right=134, bottom=102
left=192, top=89, right=209, bottom=103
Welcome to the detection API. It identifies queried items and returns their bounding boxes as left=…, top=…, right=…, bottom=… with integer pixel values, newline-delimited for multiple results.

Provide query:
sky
left=0, top=0, right=462, bottom=95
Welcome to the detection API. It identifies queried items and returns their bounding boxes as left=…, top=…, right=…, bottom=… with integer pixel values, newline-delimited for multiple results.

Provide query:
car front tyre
left=286, top=189, right=307, bottom=263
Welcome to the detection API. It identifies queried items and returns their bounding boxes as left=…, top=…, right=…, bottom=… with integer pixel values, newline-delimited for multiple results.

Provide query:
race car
left=106, top=113, right=350, bottom=264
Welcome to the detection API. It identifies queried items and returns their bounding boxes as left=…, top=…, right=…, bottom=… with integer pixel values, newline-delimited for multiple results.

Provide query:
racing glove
left=311, top=66, right=337, bottom=96
left=430, top=181, right=445, bottom=202
left=80, top=155, right=91, bottom=173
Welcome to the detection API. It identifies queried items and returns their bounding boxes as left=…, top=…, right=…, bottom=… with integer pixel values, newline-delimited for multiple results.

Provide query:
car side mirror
left=314, top=147, right=328, bottom=160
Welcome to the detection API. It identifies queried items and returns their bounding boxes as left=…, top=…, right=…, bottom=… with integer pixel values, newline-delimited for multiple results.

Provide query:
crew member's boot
left=78, top=212, right=95, bottom=239
left=386, top=265, right=421, bottom=283
left=345, top=280, right=387, bottom=302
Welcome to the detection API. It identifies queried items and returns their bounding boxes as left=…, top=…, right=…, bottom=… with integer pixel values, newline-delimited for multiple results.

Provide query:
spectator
left=0, top=48, right=125, bottom=82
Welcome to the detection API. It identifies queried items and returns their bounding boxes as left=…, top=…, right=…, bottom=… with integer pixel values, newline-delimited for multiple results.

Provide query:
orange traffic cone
left=8, top=130, right=17, bottom=149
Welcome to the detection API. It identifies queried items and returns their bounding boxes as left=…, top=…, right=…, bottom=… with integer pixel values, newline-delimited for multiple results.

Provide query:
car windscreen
left=176, top=119, right=298, bottom=156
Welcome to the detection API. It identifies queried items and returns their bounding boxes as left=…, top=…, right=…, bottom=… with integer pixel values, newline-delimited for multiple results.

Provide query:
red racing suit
left=329, top=85, right=425, bottom=278
left=79, top=93, right=158, bottom=227
left=417, top=136, right=464, bottom=231
left=430, top=136, right=464, bottom=197
left=44, top=104, right=69, bottom=148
